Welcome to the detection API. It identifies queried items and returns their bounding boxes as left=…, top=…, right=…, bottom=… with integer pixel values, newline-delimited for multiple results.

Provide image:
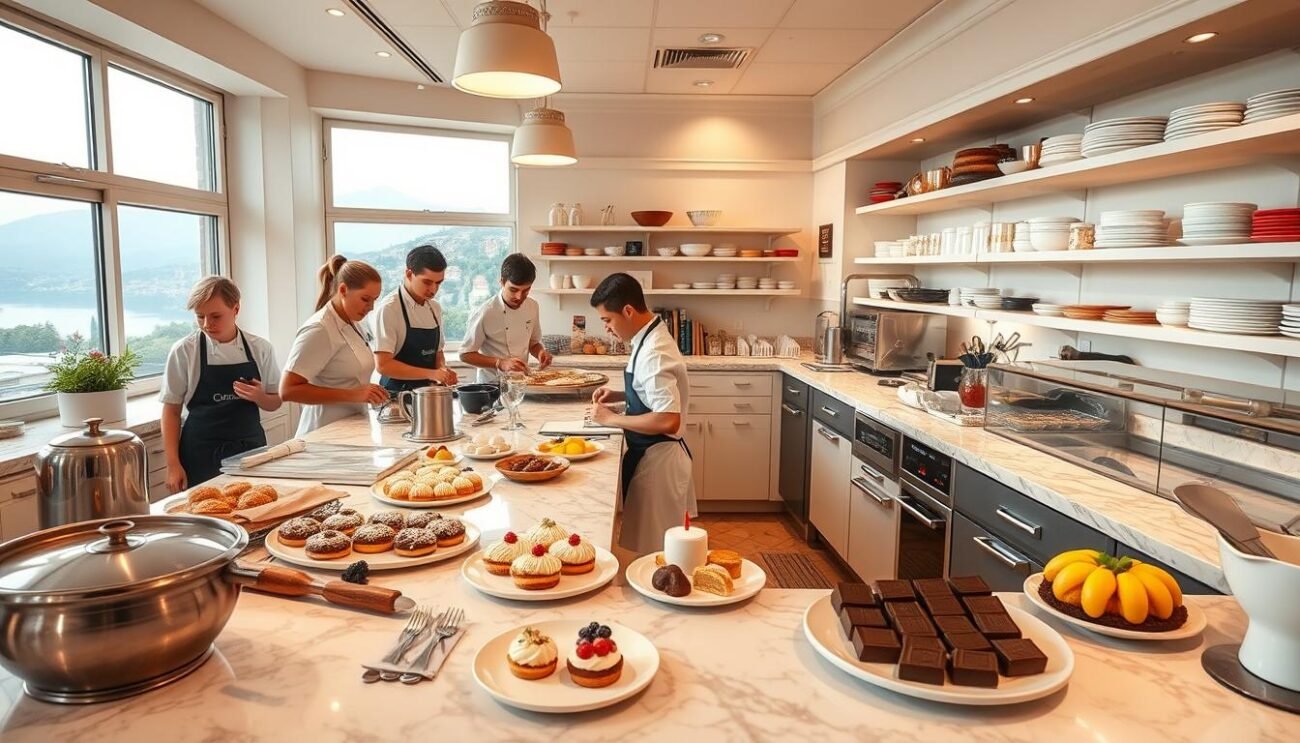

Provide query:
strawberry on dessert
left=567, top=622, right=623, bottom=688
left=484, top=531, right=534, bottom=576
left=548, top=532, right=597, bottom=575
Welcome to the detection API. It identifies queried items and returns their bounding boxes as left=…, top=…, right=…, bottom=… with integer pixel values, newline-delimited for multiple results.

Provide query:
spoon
left=1172, top=483, right=1277, bottom=559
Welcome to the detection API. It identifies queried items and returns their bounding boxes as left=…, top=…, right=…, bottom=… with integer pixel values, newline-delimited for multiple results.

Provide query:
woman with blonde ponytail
left=281, top=255, right=388, bottom=435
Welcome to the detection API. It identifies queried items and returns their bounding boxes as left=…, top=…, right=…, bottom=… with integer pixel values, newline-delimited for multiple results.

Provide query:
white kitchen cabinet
left=847, top=476, right=900, bottom=583
left=0, top=474, right=40, bottom=542
left=262, top=410, right=291, bottom=446
left=808, top=422, right=852, bottom=557
left=681, top=419, right=706, bottom=501
left=702, top=415, right=771, bottom=501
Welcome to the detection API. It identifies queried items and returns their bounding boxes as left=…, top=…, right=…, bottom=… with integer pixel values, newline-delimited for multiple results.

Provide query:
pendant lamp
left=453, top=1, right=562, bottom=99
left=511, top=106, right=577, bottom=166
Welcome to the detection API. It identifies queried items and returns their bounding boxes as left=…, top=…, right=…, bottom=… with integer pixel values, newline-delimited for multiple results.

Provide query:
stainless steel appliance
left=846, top=309, right=948, bottom=374
left=779, top=376, right=812, bottom=535
left=813, top=310, right=839, bottom=363
left=896, top=435, right=953, bottom=579
left=848, top=412, right=901, bottom=581
left=35, top=417, right=149, bottom=529
left=398, top=384, right=461, bottom=443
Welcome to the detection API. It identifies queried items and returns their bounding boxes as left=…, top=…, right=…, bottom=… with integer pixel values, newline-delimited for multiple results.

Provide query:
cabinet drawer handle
left=816, top=426, right=839, bottom=443
left=995, top=507, right=1042, bottom=539
left=780, top=403, right=802, bottom=416
left=786, top=386, right=800, bottom=394
left=851, top=477, right=892, bottom=506
left=973, top=536, right=1031, bottom=572
left=732, top=402, right=752, bottom=408
left=733, top=381, right=752, bottom=387
left=686, top=422, right=700, bottom=429
left=896, top=495, right=944, bottom=529
left=819, top=406, right=839, bottom=418
left=12, top=487, right=37, bottom=499
left=858, top=462, right=886, bottom=482
left=731, top=420, right=752, bottom=426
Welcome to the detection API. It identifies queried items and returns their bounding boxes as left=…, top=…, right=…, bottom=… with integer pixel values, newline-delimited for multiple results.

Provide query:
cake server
left=1172, top=483, right=1277, bottom=559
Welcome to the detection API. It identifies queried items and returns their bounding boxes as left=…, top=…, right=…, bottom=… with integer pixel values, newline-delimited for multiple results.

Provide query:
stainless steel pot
left=399, top=384, right=459, bottom=442
left=0, top=515, right=407, bottom=704
left=35, top=417, right=149, bottom=529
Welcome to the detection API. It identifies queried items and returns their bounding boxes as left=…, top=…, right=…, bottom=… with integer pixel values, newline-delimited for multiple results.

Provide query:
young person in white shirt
left=374, top=244, right=459, bottom=392
left=281, top=256, right=388, bottom=437
left=587, top=273, right=696, bottom=553
left=159, top=277, right=282, bottom=492
left=459, top=254, right=552, bottom=382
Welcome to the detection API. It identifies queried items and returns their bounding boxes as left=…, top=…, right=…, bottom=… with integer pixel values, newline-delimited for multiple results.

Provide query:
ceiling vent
left=346, top=0, right=444, bottom=83
left=653, top=47, right=752, bottom=70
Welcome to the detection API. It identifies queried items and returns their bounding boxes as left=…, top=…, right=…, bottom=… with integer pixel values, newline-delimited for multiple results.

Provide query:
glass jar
left=548, top=203, right=568, bottom=226
left=567, top=203, right=584, bottom=225
left=958, top=367, right=988, bottom=415
left=972, top=222, right=991, bottom=254
left=1069, top=222, right=1095, bottom=250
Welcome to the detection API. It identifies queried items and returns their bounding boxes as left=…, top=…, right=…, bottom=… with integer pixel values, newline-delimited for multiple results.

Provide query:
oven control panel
left=900, top=436, right=952, bottom=497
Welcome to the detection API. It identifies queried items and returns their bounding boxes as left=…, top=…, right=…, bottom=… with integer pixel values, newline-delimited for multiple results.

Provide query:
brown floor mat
left=760, top=552, right=833, bottom=589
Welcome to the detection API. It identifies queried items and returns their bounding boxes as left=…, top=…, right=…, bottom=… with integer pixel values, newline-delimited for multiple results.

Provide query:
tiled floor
left=693, top=513, right=856, bottom=588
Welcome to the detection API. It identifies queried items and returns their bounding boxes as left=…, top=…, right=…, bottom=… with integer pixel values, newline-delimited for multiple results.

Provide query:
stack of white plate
left=713, top=245, right=738, bottom=258
left=777, top=281, right=797, bottom=290
left=1040, top=134, right=1083, bottom=166
left=1012, top=223, right=1034, bottom=252
left=1282, top=305, right=1300, bottom=339
left=960, top=287, right=1000, bottom=306
left=671, top=283, right=691, bottom=289
left=1188, top=297, right=1283, bottom=335
left=1032, top=303, right=1066, bottom=317
left=1163, top=102, right=1244, bottom=141
left=690, top=281, right=717, bottom=290
left=1179, top=202, right=1256, bottom=245
left=1243, top=88, right=1300, bottom=124
left=972, top=295, right=1004, bottom=309
left=737, top=276, right=758, bottom=289
left=1095, top=210, right=1168, bottom=248
left=1081, top=117, right=1167, bottom=157
left=716, top=273, right=737, bottom=289
left=1155, top=300, right=1191, bottom=327
left=1027, top=216, right=1079, bottom=252
left=758, top=278, right=777, bottom=290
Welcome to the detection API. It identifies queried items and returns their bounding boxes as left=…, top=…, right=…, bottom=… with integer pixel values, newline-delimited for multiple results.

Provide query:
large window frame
left=0, top=8, right=228, bottom=420
left=323, top=119, right=517, bottom=351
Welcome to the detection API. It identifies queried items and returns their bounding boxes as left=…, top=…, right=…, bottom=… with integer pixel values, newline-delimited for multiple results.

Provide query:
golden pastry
left=692, top=564, right=734, bottom=596
left=707, top=549, right=743, bottom=579
left=186, top=486, right=223, bottom=506
left=190, top=498, right=231, bottom=515
left=431, top=482, right=457, bottom=500
left=221, top=481, right=253, bottom=499
left=236, top=490, right=276, bottom=509
left=409, top=482, right=436, bottom=501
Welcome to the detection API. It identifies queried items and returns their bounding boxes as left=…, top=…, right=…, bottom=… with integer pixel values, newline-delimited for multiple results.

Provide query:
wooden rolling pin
left=226, top=563, right=413, bottom=614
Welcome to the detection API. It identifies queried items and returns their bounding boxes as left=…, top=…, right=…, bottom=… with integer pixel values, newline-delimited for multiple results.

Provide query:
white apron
left=620, top=439, right=696, bottom=553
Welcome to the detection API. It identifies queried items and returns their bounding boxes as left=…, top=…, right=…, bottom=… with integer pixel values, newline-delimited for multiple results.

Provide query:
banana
left=1053, top=560, right=1097, bottom=600
left=1044, top=549, right=1100, bottom=581
left=1115, top=572, right=1150, bottom=624
left=1080, top=565, right=1116, bottom=618
left=1130, top=563, right=1183, bottom=607
left=1057, top=586, right=1083, bottom=606
left=1131, top=568, right=1174, bottom=620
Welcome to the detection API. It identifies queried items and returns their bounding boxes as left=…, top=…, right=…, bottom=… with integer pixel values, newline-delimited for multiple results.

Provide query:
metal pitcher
left=35, top=417, right=149, bottom=529
left=398, top=385, right=459, bottom=442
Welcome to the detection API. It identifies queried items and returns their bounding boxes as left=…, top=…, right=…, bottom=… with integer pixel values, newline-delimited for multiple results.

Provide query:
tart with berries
left=483, top=531, right=533, bottom=576
left=549, top=533, right=596, bottom=575
left=510, top=543, right=562, bottom=590
left=568, top=622, right=624, bottom=688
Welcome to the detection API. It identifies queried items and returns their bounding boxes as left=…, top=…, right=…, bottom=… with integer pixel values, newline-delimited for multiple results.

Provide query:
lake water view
left=0, top=303, right=192, bottom=338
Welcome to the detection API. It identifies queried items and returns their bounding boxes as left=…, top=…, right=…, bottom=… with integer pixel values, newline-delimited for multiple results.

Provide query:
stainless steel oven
left=896, top=436, right=953, bottom=579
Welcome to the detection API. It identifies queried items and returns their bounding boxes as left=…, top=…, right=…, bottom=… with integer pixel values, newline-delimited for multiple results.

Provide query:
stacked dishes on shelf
left=1282, top=305, right=1300, bottom=339
left=1163, top=102, right=1244, bottom=141
left=1062, top=304, right=1130, bottom=320
left=1103, top=308, right=1158, bottom=325
left=1012, top=223, right=1034, bottom=252
left=1001, top=296, right=1039, bottom=311
left=870, top=181, right=903, bottom=203
left=1250, top=208, right=1300, bottom=242
left=1094, top=210, right=1168, bottom=248
left=739, top=249, right=763, bottom=258
left=1155, top=301, right=1191, bottom=327
left=1188, top=297, right=1284, bottom=335
left=950, top=145, right=1014, bottom=186
left=716, top=274, right=737, bottom=290
left=1242, top=88, right=1300, bottom=124
left=1032, top=303, right=1066, bottom=317
left=680, top=243, right=712, bottom=257
left=1179, top=202, right=1256, bottom=245
left=737, top=276, right=758, bottom=290
left=971, top=294, right=1005, bottom=309
left=1026, top=216, right=1078, bottom=251
left=777, top=281, right=797, bottom=290
left=1081, top=117, right=1168, bottom=158
left=758, top=278, right=777, bottom=290
left=713, top=244, right=738, bottom=258
left=891, top=288, right=951, bottom=304
left=960, top=287, right=1000, bottom=306
left=1039, top=134, right=1083, bottom=166
left=691, top=281, right=718, bottom=290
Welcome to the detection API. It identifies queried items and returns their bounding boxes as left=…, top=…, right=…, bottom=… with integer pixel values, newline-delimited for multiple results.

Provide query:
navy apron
left=379, top=288, right=443, bottom=393
left=179, top=332, right=267, bottom=484
left=619, top=318, right=691, bottom=500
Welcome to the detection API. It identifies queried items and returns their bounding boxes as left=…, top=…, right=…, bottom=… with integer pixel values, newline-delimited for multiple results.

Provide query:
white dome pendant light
left=453, top=1, right=562, bottom=99
left=511, top=104, right=577, bottom=166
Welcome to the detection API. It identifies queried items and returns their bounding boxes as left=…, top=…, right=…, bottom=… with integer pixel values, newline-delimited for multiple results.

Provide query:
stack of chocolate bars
left=832, top=576, right=1048, bottom=688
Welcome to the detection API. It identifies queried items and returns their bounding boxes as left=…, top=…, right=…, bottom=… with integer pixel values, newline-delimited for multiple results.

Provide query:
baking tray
left=220, top=442, right=421, bottom=485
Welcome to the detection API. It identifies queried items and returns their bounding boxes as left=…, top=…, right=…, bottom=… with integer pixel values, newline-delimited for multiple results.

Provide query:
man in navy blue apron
left=375, top=244, right=459, bottom=392
left=588, top=273, right=696, bottom=553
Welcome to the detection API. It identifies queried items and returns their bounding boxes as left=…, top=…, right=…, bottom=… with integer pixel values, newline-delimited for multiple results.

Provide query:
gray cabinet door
left=949, top=512, right=1043, bottom=592
left=1115, top=541, right=1221, bottom=595
left=778, top=398, right=810, bottom=519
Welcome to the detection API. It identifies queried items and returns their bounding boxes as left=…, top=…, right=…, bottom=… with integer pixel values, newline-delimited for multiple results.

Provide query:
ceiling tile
left=546, top=0, right=655, bottom=28
left=549, top=27, right=651, bottom=61
left=732, top=61, right=844, bottom=94
left=650, top=27, right=773, bottom=50
left=778, top=0, right=941, bottom=30
left=654, top=0, right=795, bottom=29
left=368, top=0, right=458, bottom=26
left=645, top=67, right=741, bottom=95
left=556, top=60, right=647, bottom=93
left=393, top=25, right=462, bottom=79
left=756, top=28, right=893, bottom=64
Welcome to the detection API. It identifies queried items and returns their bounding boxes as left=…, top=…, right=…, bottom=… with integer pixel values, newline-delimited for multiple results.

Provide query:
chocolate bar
left=921, top=594, right=967, bottom=617
left=913, top=578, right=953, bottom=597
left=972, top=612, right=1022, bottom=639
left=852, top=626, right=901, bottom=663
left=839, top=606, right=888, bottom=637
left=885, top=601, right=925, bottom=625
left=932, top=615, right=977, bottom=635
left=962, top=595, right=1007, bottom=617
left=991, top=638, right=1048, bottom=677
left=893, top=613, right=938, bottom=637
left=950, top=648, right=999, bottom=688
left=898, top=637, right=947, bottom=685
left=832, top=582, right=878, bottom=614
left=947, top=575, right=992, bottom=596
left=874, top=579, right=917, bottom=602
left=943, top=632, right=993, bottom=652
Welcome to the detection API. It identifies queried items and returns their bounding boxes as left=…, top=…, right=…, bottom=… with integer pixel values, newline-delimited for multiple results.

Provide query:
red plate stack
left=773, top=249, right=800, bottom=257
left=870, top=181, right=903, bottom=204
left=540, top=241, right=568, bottom=256
left=1251, top=208, right=1300, bottom=242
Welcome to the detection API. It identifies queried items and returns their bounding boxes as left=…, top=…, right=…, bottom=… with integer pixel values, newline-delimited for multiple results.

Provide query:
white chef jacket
left=285, top=303, right=376, bottom=436
left=625, top=318, right=689, bottom=422
left=158, top=330, right=280, bottom=414
left=373, top=284, right=443, bottom=356
left=459, top=292, right=542, bottom=382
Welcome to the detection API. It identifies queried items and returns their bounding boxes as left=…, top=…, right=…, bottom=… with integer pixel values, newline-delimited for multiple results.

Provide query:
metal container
left=814, top=310, right=838, bottom=362
left=35, top=417, right=149, bottom=529
left=822, top=325, right=845, bottom=365
left=399, top=384, right=459, bottom=442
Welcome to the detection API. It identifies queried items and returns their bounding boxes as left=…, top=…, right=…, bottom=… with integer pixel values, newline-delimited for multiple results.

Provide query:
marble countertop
left=0, top=397, right=166, bottom=480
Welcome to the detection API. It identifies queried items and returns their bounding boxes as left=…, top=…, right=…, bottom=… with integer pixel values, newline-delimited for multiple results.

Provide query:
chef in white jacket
left=459, top=254, right=552, bottom=382
left=281, top=255, right=388, bottom=436
left=587, top=273, right=696, bottom=553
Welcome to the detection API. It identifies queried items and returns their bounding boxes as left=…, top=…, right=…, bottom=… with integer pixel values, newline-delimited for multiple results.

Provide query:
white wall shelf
left=853, top=114, right=1300, bottom=216
left=854, top=242, right=1300, bottom=267
left=537, top=288, right=801, bottom=297
left=852, top=298, right=976, bottom=318
left=530, top=225, right=802, bottom=236
left=537, top=255, right=801, bottom=263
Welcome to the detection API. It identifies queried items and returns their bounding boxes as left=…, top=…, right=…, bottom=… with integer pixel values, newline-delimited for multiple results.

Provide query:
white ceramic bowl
left=1218, top=529, right=1300, bottom=691
left=656, top=247, right=679, bottom=257
left=687, top=210, right=721, bottom=227
left=603, top=245, right=625, bottom=256
left=571, top=275, right=594, bottom=289
left=1030, top=232, right=1069, bottom=251
left=680, top=243, right=712, bottom=257
left=998, top=160, right=1029, bottom=175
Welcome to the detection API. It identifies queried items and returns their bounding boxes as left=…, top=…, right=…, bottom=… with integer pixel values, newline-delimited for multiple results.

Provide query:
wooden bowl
left=495, top=454, right=571, bottom=483
left=631, top=210, right=672, bottom=227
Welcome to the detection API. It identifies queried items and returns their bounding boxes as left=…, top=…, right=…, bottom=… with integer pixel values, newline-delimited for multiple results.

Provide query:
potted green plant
left=44, top=349, right=140, bottom=427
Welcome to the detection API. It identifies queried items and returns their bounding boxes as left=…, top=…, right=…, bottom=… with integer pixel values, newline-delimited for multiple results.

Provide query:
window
left=0, top=12, right=226, bottom=413
left=325, top=121, right=514, bottom=348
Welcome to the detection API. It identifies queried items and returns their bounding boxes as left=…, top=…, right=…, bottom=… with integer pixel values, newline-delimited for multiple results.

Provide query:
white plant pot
left=57, top=389, right=127, bottom=428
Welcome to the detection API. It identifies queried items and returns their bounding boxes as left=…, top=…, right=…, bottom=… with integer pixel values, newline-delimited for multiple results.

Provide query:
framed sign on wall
left=818, top=223, right=833, bottom=260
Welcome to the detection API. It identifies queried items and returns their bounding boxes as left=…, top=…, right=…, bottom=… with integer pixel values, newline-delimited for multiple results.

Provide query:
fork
left=399, top=607, right=464, bottom=684
left=380, top=607, right=440, bottom=681
left=361, top=606, right=431, bottom=683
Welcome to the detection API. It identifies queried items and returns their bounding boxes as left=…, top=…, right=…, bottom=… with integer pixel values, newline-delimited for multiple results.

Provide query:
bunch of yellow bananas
left=1043, top=549, right=1183, bottom=625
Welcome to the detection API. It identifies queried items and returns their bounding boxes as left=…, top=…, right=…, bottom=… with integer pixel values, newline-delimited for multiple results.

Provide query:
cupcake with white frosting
left=524, top=517, right=569, bottom=548
left=549, top=533, right=596, bottom=575
left=507, top=627, right=557, bottom=680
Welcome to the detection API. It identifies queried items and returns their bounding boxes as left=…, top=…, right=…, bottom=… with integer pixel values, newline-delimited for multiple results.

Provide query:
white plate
left=531, top=440, right=606, bottom=461
left=1178, top=237, right=1246, bottom=246
left=802, top=595, right=1074, bottom=706
left=1022, top=574, right=1207, bottom=641
left=472, top=620, right=659, bottom=713
left=1190, top=296, right=1284, bottom=306
left=265, top=520, right=480, bottom=571
left=624, top=553, right=767, bottom=607
left=462, top=447, right=517, bottom=461
left=461, top=542, right=619, bottom=602
left=370, top=474, right=499, bottom=508
left=1188, top=323, right=1280, bottom=335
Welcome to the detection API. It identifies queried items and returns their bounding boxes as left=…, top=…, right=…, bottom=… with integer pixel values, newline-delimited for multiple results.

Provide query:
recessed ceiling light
left=325, top=8, right=345, bottom=17
left=910, top=137, right=926, bottom=143
left=375, top=50, right=392, bottom=58
left=1185, top=31, right=1218, bottom=43
left=417, top=84, right=425, bottom=90
left=1014, top=97, right=1034, bottom=104
left=693, top=80, right=714, bottom=88
left=699, top=33, right=724, bottom=44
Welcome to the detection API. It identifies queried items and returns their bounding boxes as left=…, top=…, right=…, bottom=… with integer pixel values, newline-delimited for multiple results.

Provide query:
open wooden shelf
left=536, top=288, right=802, bottom=297
left=852, top=297, right=975, bottom=318
left=536, top=255, right=801, bottom=263
left=853, top=242, right=1300, bottom=267
left=530, top=225, right=802, bottom=236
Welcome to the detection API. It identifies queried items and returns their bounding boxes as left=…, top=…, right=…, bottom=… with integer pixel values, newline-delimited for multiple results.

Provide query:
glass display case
left=985, top=360, right=1300, bottom=535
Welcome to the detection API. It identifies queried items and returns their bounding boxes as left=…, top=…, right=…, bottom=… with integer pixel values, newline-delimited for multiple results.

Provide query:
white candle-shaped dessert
left=663, top=512, right=708, bottom=575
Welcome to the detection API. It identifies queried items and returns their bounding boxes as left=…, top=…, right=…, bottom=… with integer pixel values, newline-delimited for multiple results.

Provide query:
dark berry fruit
left=596, top=625, right=612, bottom=639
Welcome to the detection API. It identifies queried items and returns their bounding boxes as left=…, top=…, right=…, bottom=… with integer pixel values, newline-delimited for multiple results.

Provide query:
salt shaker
left=547, top=203, right=568, bottom=226
left=567, top=203, right=584, bottom=226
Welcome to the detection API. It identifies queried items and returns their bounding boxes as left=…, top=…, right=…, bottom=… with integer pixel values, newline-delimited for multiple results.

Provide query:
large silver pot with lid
left=35, top=416, right=149, bottom=529
left=0, top=515, right=408, bottom=703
